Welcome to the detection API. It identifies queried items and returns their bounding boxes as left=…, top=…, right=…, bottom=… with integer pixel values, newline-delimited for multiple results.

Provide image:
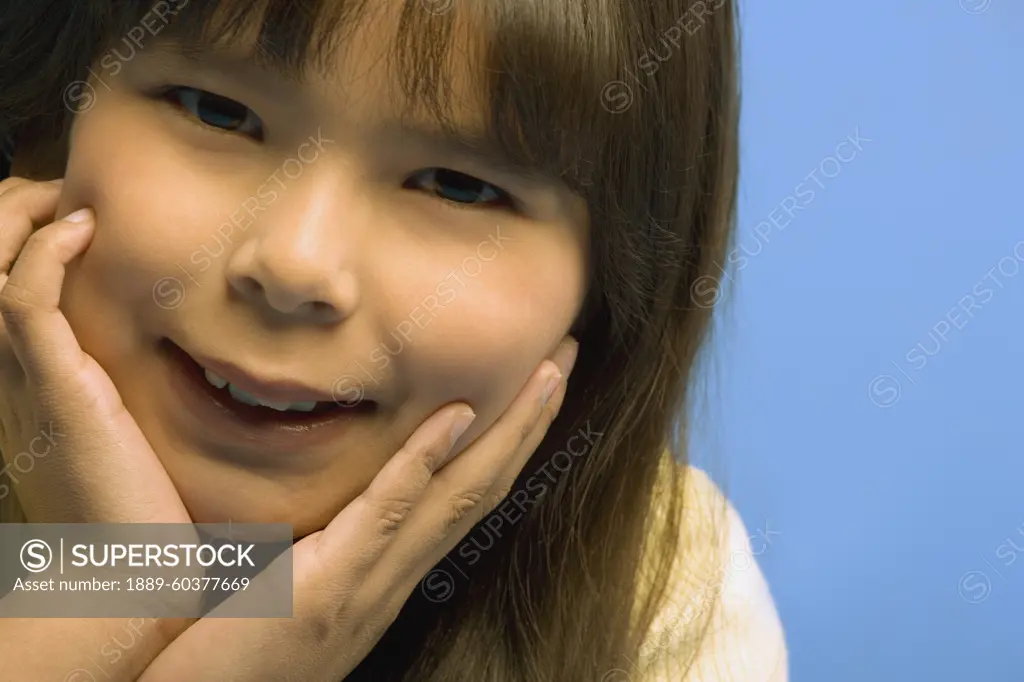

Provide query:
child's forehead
left=146, top=0, right=488, bottom=126
left=132, top=30, right=558, bottom=189
left=117, top=0, right=611, bottom=192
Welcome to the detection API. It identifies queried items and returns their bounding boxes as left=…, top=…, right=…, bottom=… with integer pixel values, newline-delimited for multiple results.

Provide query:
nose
left=225, top=181, right=360, bottom=323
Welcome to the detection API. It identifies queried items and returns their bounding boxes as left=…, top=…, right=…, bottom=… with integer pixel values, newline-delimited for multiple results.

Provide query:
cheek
left=386, top=232, right=586, bottom=416
left=57, top=95, right=257, bottom=326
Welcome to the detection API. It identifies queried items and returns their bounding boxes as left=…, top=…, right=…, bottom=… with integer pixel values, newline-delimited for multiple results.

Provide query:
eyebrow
left=146, top=41, right=564, bottom=188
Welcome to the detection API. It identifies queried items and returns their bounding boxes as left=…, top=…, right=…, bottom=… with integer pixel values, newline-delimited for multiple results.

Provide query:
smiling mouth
left=160, top=339, right=377, bottom=426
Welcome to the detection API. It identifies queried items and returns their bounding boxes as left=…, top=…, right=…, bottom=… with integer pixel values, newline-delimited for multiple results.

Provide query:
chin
left=167, top=465, right=348, bottom=539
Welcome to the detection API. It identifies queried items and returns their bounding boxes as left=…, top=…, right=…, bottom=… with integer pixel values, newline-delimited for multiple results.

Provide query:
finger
left=0, top=179, right=64, bottom=282
left=307, top=402, right=478, bottom=584
left=132, top=346, right=574, bottom=682
left=0, top=176, right=34, bottom=200
left=0, top=208, right=95, bottom=384
left=0, top=177, right=61, bottom=196
left=431, top=337, right=576, bottom=495
left=385, top=338, right=578, bottom=590
left=479, top=337, right=579, bottom=483
left=316, top=355, right=564, bottom=657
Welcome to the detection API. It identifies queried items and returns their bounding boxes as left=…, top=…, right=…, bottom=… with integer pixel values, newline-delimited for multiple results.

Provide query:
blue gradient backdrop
left=694, top=2, right=1023, bottom=681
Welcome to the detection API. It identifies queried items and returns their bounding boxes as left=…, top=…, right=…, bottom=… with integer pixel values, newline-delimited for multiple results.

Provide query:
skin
left=0, top=5, right=586, bottom=678
left=0, top=179, right=579, bottom=679
left=50, top=3, right=589, bottom=537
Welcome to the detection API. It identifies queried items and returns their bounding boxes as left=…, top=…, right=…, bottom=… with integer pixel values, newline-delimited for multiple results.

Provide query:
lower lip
left=159, top=339, right=377, bottom=454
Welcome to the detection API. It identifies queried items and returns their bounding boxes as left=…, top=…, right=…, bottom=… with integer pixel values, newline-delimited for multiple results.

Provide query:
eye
left=158, top=86, right=264, bottom=140
left=404, top=168, right=514, bottom=209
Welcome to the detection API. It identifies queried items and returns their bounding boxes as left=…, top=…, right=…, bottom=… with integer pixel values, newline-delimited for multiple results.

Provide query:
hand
left=0, top=178, right=195, bottom=681
left=0, top=177, right=189, bottom=524
left=138, top=336, right=580, bottom=682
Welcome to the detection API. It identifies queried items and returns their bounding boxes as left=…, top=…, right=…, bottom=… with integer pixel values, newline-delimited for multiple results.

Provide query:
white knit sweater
left=632, top=466, right=789, bottom=682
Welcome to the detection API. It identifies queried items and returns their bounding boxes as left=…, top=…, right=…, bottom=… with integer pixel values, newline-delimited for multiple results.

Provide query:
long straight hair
left=0, top=1, right=739, bottom=679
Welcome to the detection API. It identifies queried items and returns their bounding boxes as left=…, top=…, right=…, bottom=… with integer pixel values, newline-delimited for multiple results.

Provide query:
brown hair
left=0, top=1, right=739, bottom=679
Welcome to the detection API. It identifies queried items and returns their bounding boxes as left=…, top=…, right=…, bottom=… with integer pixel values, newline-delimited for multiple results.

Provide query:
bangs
left=2, top=0, right=734, bottom=350
left=99, top=0, right=632, bottom=193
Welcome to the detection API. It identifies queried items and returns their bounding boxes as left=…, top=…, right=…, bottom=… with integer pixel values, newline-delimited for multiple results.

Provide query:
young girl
left=0, top=0, right=786, bottom=680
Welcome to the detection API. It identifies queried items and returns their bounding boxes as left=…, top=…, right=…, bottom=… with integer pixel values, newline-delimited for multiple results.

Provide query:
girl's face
left=56, top=7, right=589, bottom=536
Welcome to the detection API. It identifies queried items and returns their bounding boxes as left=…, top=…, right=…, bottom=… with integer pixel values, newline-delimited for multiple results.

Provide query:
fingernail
left=555, top=338, right=580, bottom=376
left=63, top=208, right=92, bottom=224
left=541, top=367, right=563, bottom=407
left=449, top=409, right=476, bottom=451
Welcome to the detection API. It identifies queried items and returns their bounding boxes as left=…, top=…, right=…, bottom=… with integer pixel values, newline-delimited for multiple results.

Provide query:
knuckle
left=540, top=401, right=560, bottom=429
left=299, top=607, right=341, bottom=649
left=504, top=402, right=553, bottom=455
left=395, top=444, right=435, bottom=484
left=322, top=594, right=396, bottom=656
left=417, top=438, right=455, bottom=471
left=444, top=489, right=487, bottom=529
left=349, top=612, right=392, bottom=654
left=485, top=483, right=514, bottom=511
left=23, top=226, right=58, bottom=252
left=0, top=177, right=22, bottom=192
left=366, top=496, right=416, bottom=535
left=0, top=179, right=32, bottom=204
left=0, top=281, right=37, bottom=318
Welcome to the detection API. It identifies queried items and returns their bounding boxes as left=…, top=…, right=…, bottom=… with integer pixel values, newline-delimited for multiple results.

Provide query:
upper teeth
left=203, top=369, right=319, bottom=413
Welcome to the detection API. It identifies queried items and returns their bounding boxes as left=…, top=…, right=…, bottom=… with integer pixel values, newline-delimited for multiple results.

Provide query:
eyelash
left=402, top=169, right=516, bottom=211
left=152, top=85, right=519, bottom=211
left=156, top=84, right=265, bottom=140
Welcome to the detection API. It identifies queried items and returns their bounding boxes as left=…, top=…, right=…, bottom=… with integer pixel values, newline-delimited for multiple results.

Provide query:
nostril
left=244, top=278, right=265, bottom=296
left=228, top=267, right=349, bottom=319
left=230, top=275, right=262, bottom=297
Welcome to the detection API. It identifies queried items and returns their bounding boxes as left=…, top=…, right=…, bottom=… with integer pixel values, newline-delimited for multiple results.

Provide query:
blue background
left=695, top=2, right=1024, bottom=681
